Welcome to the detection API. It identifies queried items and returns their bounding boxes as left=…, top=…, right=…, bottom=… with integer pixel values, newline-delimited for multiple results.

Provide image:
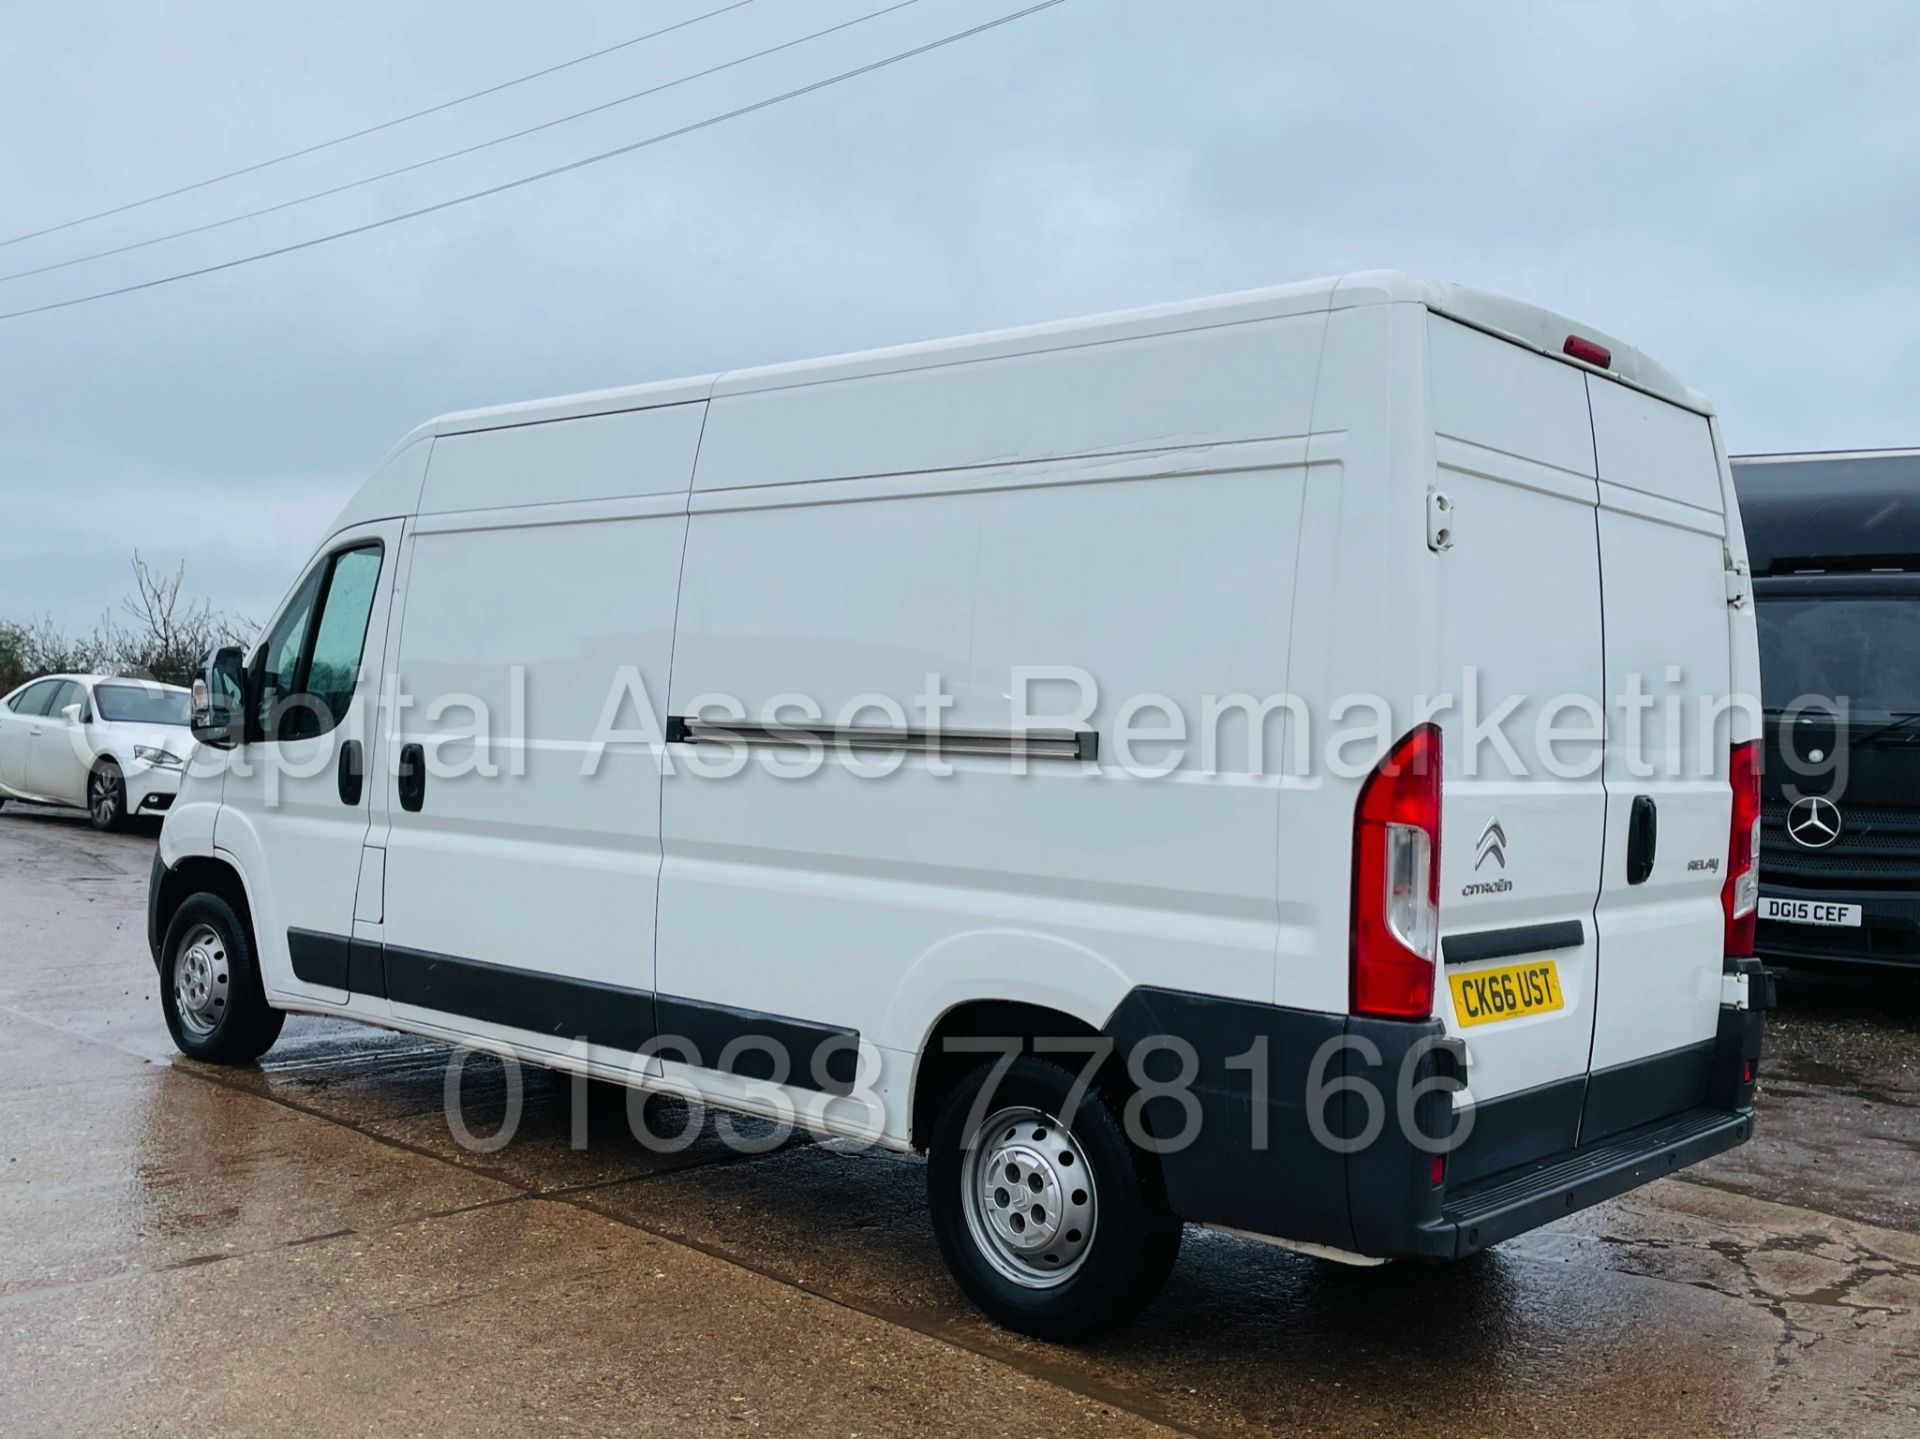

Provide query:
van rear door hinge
left=1427, top=489, right=1455, bottom=552
left=1724, top=555, right=1752, bottom=608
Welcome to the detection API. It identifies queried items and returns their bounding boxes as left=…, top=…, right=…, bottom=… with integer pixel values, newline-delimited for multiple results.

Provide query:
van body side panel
left=419, top=403, right=707, bottom=513
left=659, top=467, right=1305, bottom=1064
left=1421, top=317, right=1608, bottom=1144
left=658, top=314, right=1325, bottom=1112
left=1276, top=302, right=1414, bottom=1020
left=694, top=313, right=1323, bottom=493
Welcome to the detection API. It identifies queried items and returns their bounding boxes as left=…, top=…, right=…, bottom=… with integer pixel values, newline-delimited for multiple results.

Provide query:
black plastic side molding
left=284, top=931, right=860, bottom=1096
left=287, top=928, right=352, bottom=989
left=1442, top=920, right=1584, bottom=966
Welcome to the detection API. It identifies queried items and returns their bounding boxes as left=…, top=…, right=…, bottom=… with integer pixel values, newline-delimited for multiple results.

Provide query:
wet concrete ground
left=2, top=801, right=1917, bottom=1437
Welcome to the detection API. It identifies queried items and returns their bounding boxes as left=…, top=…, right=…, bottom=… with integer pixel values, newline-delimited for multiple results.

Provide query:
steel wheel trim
left=960, top=1105, right=1098, bottom=1289
left=90, top=770, right=120, bottom=825
left=173, top=923, right=231, bottom=1038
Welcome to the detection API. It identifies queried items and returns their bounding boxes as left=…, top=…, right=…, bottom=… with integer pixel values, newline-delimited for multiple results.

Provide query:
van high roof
left=378, top=270, right=1705, bottom=459
left=1732, top=449, right=1920, bottom=575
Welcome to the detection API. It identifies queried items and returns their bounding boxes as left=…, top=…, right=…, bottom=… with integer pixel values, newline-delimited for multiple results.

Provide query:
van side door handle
left=1627, top=794, right=1658, bottom=885
left=397, top=742, right=425, bottom=812
left=337, top=740, right=364, bottom=806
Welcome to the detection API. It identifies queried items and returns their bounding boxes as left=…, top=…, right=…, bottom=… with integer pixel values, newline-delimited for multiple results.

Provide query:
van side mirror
left=191, top=645, right=248, bottom=749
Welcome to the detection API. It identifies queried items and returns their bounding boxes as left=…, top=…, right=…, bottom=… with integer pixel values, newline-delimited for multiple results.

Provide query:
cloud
left=2, top=0, right=1917, bottom=630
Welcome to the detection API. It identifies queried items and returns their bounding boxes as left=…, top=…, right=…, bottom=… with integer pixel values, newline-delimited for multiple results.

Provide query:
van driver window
left=255, top=544, right=382, bottom=742
left=255, top=567, right=323, bottom=740
left=302, top=547, right=383, bottom=732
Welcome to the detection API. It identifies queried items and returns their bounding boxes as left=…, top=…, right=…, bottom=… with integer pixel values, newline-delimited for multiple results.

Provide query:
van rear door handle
left=397, top=742, right=425, bottom=812
left=1627, top=794, right=1658, bottom=885
left=337, top=740, right=363, bottom=806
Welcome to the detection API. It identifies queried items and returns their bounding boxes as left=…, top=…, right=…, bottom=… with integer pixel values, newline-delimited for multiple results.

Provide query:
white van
left=150, top=272, right=1771, bottom=1339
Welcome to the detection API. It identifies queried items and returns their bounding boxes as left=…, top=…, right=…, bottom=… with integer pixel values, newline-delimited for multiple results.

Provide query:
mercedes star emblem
left=1786, top=795, right=1842, bottom=849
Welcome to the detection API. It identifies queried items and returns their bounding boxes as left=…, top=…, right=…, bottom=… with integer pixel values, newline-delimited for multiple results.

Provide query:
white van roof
left=351, top=270, right=1706, bottom=523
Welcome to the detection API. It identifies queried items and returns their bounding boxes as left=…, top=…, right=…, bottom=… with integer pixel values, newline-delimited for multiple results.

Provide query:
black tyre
left=927, top=1055, right=1182, bottom=1341
left=87, top=761, right=128, bottom=832
left=160, top=893, right=284, bottom=1063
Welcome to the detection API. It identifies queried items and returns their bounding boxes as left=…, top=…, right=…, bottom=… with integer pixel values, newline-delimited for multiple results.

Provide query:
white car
left=0, top=674, right=192, bottom=830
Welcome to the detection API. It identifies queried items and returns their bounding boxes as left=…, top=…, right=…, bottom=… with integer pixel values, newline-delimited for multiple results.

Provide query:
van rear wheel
left=927, top=1056, right=1181, bottom=1341
left=160, top=893, right=284, bottom=1064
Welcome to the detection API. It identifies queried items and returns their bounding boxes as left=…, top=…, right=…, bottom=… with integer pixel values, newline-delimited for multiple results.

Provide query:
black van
left=1733, top=449, right=1920, bottom=973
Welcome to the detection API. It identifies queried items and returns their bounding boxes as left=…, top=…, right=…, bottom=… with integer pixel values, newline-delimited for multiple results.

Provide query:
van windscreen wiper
left=1852, top=711, right=1920, bottom=745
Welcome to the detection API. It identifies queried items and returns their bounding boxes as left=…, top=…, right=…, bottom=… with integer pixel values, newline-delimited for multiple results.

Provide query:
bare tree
left=103, top=553, right=255, bottom=686
left=1, top=555, right=254, bottom=692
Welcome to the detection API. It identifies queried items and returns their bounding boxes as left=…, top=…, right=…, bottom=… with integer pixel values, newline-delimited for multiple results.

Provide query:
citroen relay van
left=151, top=273, right=1771, bottom=1339
left=1734, top=448, right=1920, bottom=972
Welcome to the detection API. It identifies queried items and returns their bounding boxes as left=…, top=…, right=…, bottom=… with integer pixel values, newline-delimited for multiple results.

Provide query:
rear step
left=1439, top=1106, right=1752, bottom=1257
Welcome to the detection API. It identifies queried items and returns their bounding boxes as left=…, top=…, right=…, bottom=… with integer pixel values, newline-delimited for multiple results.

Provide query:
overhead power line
left=0, top=0, right=926, bottom=288
left=0, top=0, right=760, bottom=251
left=0, top=0, right=1066, bottom=324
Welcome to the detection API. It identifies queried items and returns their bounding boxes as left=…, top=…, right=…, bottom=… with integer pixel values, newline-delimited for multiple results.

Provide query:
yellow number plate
left=1449, top=959, right=1565, bottom=1028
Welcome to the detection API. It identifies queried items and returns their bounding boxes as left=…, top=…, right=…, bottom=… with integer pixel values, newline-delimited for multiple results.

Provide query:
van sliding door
left=371, top=404, right=707, bottom=1066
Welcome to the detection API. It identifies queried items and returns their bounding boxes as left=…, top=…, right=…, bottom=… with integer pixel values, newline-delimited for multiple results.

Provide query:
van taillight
left=1563, top=335, right=1612, bottom=368
left=1723, top=739, right=1761, bottom=956
left=1351, top=724, right=1443, bottom=1019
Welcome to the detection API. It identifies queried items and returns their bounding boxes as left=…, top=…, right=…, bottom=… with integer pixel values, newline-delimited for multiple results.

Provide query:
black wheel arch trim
left=146, top=850, right=169, bottom=969
left=148, top=852, right=256, bottom=975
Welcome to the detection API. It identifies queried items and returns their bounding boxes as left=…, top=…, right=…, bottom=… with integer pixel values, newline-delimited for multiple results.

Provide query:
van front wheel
left=927, top=1056, right=1182, bottom=1341
left=160, top=894, right=284, bottom=1064
left=88, top=761, right=128, bottom=831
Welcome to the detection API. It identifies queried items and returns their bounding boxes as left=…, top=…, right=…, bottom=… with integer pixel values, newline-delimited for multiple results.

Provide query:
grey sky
left=2, top=0, right=1914, bottom=633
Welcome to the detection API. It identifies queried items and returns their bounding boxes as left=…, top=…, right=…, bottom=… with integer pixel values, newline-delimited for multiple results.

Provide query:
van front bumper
left=1757, top=881, right=1920, bottom=971
left=1101, top=960, right=1770, bottom=1261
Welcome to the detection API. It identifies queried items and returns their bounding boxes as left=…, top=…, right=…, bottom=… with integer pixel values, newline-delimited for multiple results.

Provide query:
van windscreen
left=1757, top=591, right=1920, bottom=717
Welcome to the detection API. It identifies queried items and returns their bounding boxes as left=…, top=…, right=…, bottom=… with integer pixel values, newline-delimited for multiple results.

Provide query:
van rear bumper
left=1415, top=1105, right=1753, bottom=1258
left=1366, top=962, right=1770, bottom=1260
left=1102, top=961, right=1769, bottom=1261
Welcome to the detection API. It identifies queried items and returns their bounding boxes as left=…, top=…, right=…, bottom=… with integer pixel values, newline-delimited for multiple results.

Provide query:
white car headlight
left=133, top=745, right=184, bottom=768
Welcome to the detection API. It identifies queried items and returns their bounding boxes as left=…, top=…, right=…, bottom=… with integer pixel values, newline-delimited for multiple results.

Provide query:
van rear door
left=1425, top=316, right=1609, bottom=1178
left=1584, top=378, right=1733, bottom=1136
